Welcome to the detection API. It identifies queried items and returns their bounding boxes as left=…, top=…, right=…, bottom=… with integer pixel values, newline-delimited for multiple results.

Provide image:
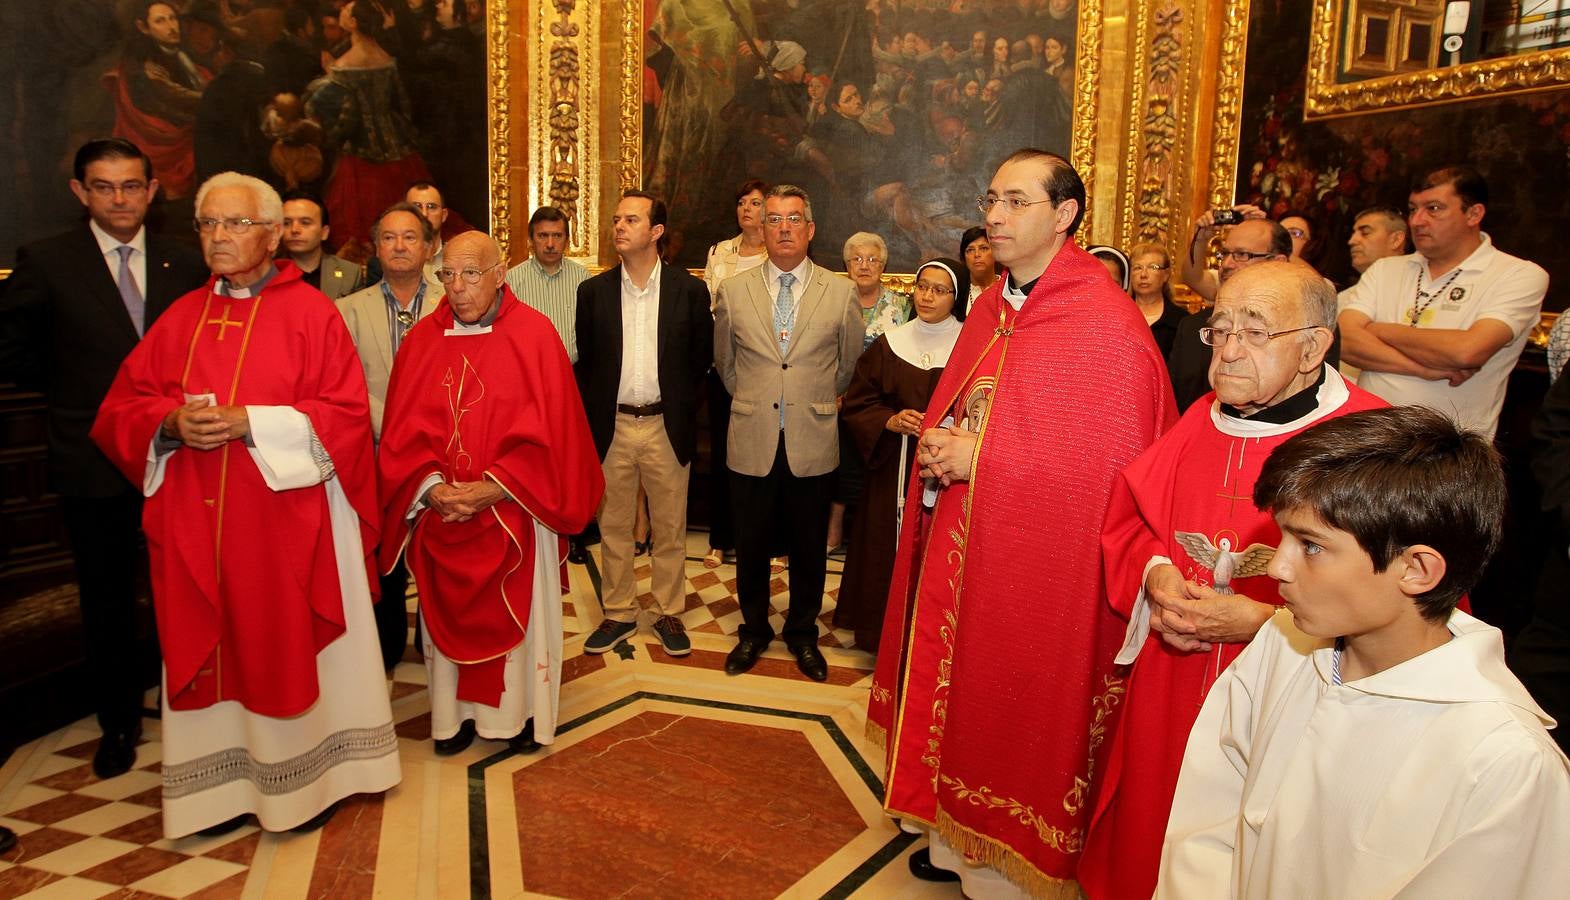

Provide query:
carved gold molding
left=488, top=0, right=511, bottom=260
left=1205, top=0, right=1250, bottom=212
left=523, top=0, right=600, bottom=261
left=1306, top=0, right=1570, bottom=119
left=617, top=0, right=641, bottom=192
left=1119, top=2, right=1185, bottom=249
left=1074, top=0, right=1106, bottom=240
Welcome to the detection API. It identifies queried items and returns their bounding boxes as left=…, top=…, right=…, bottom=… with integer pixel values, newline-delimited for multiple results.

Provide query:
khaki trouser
left=598, top=412, right=690, bottom=621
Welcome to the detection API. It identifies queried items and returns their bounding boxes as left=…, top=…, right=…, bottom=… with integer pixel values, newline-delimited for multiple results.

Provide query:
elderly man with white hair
left=91, top=171, right=401, bottom=839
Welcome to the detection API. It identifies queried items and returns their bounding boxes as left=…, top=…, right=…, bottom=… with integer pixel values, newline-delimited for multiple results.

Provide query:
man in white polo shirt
left=1339, top=165, right=1547, bottom=439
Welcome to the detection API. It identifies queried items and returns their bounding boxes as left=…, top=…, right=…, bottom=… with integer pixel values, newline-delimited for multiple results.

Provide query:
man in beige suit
left=337, top=200, right=443, bottom=671
left=714, top=184, right=864, bottom=681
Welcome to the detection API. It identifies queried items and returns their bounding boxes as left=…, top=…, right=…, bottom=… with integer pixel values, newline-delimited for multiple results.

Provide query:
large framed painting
left=623, top=0, right=1099, bottom=272
left=1, top=0, right=492, bottom=267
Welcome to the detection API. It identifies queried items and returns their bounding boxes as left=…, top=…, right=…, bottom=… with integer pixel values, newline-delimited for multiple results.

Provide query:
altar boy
left=1157, top=406, right=1570, bottom=899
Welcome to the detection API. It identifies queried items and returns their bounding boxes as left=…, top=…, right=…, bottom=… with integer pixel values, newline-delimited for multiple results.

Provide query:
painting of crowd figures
left=1, top=0, right=488, bottom=267
left=641, top=0, right=1079, bottom=272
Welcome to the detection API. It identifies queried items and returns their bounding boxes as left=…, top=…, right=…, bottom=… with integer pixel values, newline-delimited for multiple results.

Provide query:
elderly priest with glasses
left=378, top=232, right=604, bottom=758
left=91, top=171, right=401, bottom=839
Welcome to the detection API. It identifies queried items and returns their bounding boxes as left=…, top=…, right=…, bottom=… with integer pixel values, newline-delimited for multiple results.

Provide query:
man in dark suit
left=575, top=190, right=712, bottom=657
left=0, top=138, right=207, bottom=777
left=713, top=184, right=864, bottom=681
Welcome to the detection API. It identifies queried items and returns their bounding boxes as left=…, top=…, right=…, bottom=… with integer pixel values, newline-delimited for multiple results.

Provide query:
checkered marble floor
left=0, top=528, right=946, bottom=899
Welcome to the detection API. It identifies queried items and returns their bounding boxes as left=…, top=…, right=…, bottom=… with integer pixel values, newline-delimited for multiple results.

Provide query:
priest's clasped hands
left=162, top=397, right=249, bottom=450
left=916, top=424, right=978, bottom=485
left=424, top=481, right=507, bottom=523
left=1144, top=563, right=1276, bottom=653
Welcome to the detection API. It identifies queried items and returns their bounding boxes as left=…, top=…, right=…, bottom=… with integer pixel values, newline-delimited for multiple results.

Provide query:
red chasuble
left=1077, top=375, right=1386, bottom=900
left=378, top=289, right=603, bottom=705
left=868, top=243, right=1177, bottom=896
left=91, top=263, right=379, bottom=716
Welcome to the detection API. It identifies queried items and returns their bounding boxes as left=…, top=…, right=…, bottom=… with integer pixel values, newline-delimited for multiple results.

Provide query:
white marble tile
left=26, top=836, right=142, bottom=875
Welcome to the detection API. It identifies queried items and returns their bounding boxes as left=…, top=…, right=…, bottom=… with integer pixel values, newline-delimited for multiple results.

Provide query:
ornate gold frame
left=1305, top=0, right=1570, bottom=119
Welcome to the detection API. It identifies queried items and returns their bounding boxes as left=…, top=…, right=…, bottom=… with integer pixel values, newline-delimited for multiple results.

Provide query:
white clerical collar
left=89, top=219, right=146, bottom=257
left=217, top=264, right=279, bottom=298
left=886, top=316, right=962, bottom=369
left=1001, top=276, right=1029, bottom=310
left=1209, top=364, right=1351, bottom=438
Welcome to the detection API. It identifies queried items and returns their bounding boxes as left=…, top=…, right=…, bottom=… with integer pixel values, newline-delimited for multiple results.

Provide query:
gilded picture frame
left=1305, top=0, right=1570, bottom=120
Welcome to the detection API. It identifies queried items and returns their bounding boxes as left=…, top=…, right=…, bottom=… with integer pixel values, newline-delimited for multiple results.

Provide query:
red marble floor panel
left=202, top=833, right=261, bottom=867
left=706, top=596, right=740, bottom=617
left=395, top=712, right=432, bottom=741
left=185, top=871, right=249, bottom=900
left=390, top=681, right=423, bottom=701
left=0, top=866, right=61, bottom=899
left=104, top=813, right=167, bottom=845
left=691, top=621, right=726, bottom=634
left=34, top=763, right=101, bottom=793
left=6, top=792, right=110, bottom=825
left=306, top=794, right=383, bottom=900
left=562, top=652, right=607, bottom=684
left=77, top=845, right=190, bottom=885
left=101, top=888, right=169, bottom=900
left=122, top=786, right=164, bottom=808
left=0, top=826, right=88, bottom=864
left=645, top=643, right=867, bottom=686
left=512, top=711, right=865, bottom=899
left=689, top=571, right=721, bottom=590
left=56, top=739, right=103, bottom=760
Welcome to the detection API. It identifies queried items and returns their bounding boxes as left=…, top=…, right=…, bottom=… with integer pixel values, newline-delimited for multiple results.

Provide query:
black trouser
left=377, top=559, right=412, bottom=671
left=705, top=370, right=734, bottom=551
left=730, top=436, right=834, bottom=646
left=60, top=492, right=152, bottom=737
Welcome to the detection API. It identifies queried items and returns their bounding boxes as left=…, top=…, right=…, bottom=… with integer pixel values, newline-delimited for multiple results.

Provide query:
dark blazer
left=0, top=225, right=208, bottom=496
left=574, top=262, right=713, bottom=465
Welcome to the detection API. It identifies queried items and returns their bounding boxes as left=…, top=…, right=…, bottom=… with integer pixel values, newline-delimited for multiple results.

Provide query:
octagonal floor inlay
left=512, top=711, right=867, bottom=899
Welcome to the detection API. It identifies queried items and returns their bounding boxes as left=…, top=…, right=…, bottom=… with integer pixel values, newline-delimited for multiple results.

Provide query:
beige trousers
left=598, top=412, right=690, bottom=620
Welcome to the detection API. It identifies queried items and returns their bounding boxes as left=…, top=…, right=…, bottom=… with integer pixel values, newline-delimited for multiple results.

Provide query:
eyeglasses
left=849, top=255, right=884, bottom=266
left=1130, top=263, right=1169, bottom=272
left=913, top=280, right=954, bottom=297
left=1214, top=248, right=1275, bottom=263
left=408, top=201, right=444, bottom=212
left=435, top=264, right=500, bottom=284
left=193, top=217, right=273, bottom=234
left=1199, top=324, right=1320, bottom=348
left=87, top=180, right=148, bottom=197
left=976, top=195, right=1053, bottom=215
left=764, top=213, right=807, bottom=226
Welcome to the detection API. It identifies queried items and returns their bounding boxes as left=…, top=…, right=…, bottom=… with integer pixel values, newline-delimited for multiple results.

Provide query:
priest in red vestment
left=869, top=150, right=1176, bottom=898
left=379, top=231, right=603, bottom=757
left=91, top=172, right=400, bottom=839
left=1078, top=262, right=1387, bottom=899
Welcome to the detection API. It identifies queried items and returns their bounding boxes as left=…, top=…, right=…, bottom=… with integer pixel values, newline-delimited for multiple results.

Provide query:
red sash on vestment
left=91, top=263, right=379, bottom=716
left=1077, top=380, right=1386, bottom=900
left=378, top=290, right=603, bottom=705
left=868, top=242, right=1176, bottom=896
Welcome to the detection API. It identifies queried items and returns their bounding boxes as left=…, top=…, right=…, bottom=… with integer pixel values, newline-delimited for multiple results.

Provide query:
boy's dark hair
left=1253, top=406, right=1505, bottom=621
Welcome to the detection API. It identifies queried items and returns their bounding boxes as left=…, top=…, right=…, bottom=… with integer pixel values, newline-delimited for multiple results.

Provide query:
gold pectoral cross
left=205, top=303, right=245, bottom=341
left=1216, top=489, right=1251, bottom=518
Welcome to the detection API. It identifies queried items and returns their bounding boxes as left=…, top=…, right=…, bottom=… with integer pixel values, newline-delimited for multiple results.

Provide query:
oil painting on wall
left=1, top=0, right=488, bottom=267
left=639, top=0, right=1080, bottom=271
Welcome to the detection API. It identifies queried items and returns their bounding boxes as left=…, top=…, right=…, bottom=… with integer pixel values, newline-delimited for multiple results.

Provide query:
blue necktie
left=774, top=272, right=796, bottom=428
left=115, top=245, right=146, bottom=336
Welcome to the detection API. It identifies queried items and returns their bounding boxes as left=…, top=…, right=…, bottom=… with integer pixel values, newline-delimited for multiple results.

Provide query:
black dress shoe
left=434, top=719, right=476, bottom=756
left=92, top=726, right=140, bottom=779
left=197, top=814, right=251, bottom=837
left=0, top=825, right=17, bottom=855
left=567, top=540, right=589, bottom=564
left=908, top=847, right=961, bottom=882
left=510, top=718, right=541, bottom=754
left=725, top=638, right=769, bottom=675
left=290, top=800, right=340, bottom=833
left=788, top=643, right=829, bottom=682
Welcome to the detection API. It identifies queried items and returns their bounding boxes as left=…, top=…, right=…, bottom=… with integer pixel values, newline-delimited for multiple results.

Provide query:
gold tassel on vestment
left=865, top=719, right=887, bottom=752
left=935, top=807, right=1083, bottom=900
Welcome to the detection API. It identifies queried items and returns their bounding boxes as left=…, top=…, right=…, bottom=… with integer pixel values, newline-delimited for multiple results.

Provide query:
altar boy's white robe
left=1158, top=608, right=1570, bottom=899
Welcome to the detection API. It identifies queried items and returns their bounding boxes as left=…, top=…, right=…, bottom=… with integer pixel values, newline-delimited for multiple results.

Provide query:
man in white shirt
left=1339, top=166, right=1548, bottom=438
left=574, top=191, right=712, bottom=657
left=1158, top=406, right=1570, bottom=899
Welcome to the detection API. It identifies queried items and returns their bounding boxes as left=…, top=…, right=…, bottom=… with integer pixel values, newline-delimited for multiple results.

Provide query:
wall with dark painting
left=1234, top=0, right=1570, bottom=307
left=1, top=0, right=487, bottom=268
left=641, top=0, right=1080, bottom=272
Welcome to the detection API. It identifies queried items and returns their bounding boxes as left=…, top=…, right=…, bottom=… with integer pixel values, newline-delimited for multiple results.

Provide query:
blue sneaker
left=585, top=618, right=638, bottom=654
